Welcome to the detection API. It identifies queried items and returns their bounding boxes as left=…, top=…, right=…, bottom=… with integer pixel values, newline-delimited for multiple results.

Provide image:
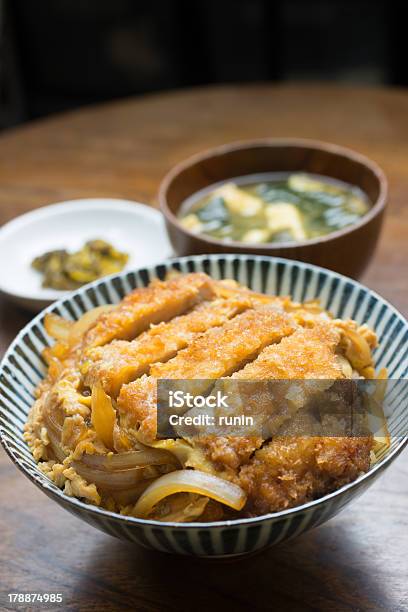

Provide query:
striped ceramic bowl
left=0, top=255, right=407, bottom=558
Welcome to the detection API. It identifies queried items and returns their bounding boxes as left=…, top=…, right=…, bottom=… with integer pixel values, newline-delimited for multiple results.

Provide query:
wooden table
left=0, top=84, right=407, bottom=612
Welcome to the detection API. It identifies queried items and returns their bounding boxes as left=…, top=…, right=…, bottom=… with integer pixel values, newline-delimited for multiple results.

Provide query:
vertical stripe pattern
left=0, top=255, right=407, bottom=558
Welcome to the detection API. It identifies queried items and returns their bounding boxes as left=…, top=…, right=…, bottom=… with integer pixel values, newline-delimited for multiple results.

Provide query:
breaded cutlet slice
left=238, top=435, right=373, bottom=515
left=231, top=320, right=342, bottom=380
left=82, top=273, right=215, bottom=348
left=117, top=307, right=296, bottom=442
left=194, top=322, right=344, bottom=471
left=149, top=307, right=295, bottom=380
left=83, top=296, right=253, bottom=397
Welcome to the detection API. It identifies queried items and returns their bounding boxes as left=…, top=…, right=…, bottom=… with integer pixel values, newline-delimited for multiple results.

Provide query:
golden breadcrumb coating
left=24, top=272, right=379, bottom=521
left=238, top=436, right=373, bottom=515
left=118, top=307, right=296, bottom=441
left=84, top=296, right=252, bottom=396
left=83, top=273, right=215, bottom=347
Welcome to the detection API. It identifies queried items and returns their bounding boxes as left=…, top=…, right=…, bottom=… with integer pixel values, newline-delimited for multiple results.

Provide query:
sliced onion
left=343, top=328, right=372, bottom=371
left=150, top=493, right=209, bottom=522
left=91, top=383, right=116, bottom=450
left=69, top=305, right=114, bottom=346
left=81, top=448, right=178, bottom=471
left=46, top=426, right=167, bottom=492
left=363, top=376, right=390, bottom=457
left=44, top=313, right=73, bottom=343
left=133, top=470, right=247, bottom=518
left=107, top=479, right=156, bottom=505
left=149, top=438, right=214, bottom=472
left=44, top=404, right=63, bottom=437
left=47, top=427, right=67, bottom=462
left=45, top=306, right=114, bottom=348
left=72, top=461, right=157, bottom=490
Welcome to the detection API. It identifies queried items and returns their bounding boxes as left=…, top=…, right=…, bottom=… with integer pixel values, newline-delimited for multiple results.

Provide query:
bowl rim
left=159, top=138, right=388, bottom=250
left=1, top=253, right=406, bottom=530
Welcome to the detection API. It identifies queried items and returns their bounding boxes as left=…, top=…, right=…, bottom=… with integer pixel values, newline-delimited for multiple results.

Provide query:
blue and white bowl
left=0, top=255, right=407, bottom=558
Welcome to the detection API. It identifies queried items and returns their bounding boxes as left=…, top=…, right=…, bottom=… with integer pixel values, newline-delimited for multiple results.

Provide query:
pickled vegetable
left=32, top=239, right=129, bottom=290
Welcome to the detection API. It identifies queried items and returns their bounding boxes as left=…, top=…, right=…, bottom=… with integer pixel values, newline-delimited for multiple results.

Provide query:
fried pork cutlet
left=25, top=271, right=379, bottom=522
left=238, top=435, right=373, bottom=515
left=194, top=322, right=344, bottom=472
left=231, top=320, right=342, bottom=380
left=83, top=273, right=215, bottom=348
left=83, top=296, right=253, bottom=397
left=150, top=306, right=295, bottom=380
left=83, top=280, right=292, bottom=398
left=117, top=307, right=296, bottom=441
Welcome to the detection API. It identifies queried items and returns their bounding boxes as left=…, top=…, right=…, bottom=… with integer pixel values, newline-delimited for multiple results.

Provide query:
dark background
left=0, top=0, right=405, bottom=130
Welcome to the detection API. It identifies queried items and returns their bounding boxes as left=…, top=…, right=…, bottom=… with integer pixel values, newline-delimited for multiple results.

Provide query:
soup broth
left=179, top=172, right=370, bottom=244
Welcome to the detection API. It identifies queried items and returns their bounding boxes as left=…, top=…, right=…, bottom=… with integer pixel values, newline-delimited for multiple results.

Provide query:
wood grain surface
left=0, top=84, right=407, bottom=612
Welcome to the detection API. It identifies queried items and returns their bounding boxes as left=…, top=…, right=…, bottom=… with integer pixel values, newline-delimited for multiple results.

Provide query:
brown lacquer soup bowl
left=159, top=139, right=387, bottom=278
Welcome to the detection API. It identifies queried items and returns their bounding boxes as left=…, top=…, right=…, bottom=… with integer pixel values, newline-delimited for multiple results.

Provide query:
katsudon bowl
left=0, top=254, right=407, bottom=559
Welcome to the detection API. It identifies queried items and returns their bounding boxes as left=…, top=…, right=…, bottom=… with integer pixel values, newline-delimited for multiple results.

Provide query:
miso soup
left=179, top=173, right=370, bottom=244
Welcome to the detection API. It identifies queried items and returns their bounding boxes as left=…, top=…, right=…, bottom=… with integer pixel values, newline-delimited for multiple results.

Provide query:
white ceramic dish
left=0, top=198, right=173, bottom=311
